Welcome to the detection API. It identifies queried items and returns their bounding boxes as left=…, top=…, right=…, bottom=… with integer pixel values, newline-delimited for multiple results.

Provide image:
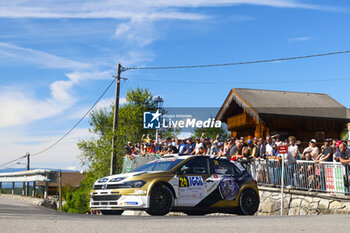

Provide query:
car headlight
left=97, top=178, right=108, bottom=183
left=109, top=177, right=126, bottom=182
left=120, top=180, right=146, bottom=188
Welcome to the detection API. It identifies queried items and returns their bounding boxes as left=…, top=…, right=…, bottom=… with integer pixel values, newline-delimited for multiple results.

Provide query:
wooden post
left=32, top=181, right=36, bottom=197
left=58, top=171, right=62, bottom=212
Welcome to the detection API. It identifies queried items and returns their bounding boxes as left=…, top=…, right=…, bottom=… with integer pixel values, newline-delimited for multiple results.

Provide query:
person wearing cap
left=195, top=138, right=204, bottom=155
left=184, top=137, right=196, bottom=155
left=316, top=139, right=333, bottom=162
left=334, top=142, right=350, bottom=191
left=302, top=139, right=319, bottom=160
left=178, top=138, right=189, bottom=155
left=245, top=139, right=257, bottom=158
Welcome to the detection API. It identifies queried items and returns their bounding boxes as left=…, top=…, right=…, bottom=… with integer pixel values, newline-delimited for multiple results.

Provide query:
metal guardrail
left=246, top=159, right=350, bottom=195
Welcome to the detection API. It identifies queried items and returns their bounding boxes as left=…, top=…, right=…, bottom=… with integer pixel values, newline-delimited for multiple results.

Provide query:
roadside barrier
left=247, top=159, right=350, bottom=195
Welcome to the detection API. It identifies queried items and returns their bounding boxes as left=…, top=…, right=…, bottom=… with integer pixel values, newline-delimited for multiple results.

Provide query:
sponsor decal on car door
left=177, top=175, right=207, bottom=206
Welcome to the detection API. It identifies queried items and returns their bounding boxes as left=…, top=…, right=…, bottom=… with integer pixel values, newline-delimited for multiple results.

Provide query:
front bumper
left=90, top=189, right=149, bottom=210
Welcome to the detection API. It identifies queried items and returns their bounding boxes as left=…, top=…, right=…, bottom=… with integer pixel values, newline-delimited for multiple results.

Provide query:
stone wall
left=258, top=186, right=350, bottom=215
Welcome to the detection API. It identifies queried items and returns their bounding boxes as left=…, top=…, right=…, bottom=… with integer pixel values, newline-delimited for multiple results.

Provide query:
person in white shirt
left=286, top=136, right=298, bottom=187
left=302, top=139, right=319, bottom=160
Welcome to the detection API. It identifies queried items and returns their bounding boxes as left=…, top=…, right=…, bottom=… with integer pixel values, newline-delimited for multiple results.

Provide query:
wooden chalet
left=216, top=88, right=350, bottom=147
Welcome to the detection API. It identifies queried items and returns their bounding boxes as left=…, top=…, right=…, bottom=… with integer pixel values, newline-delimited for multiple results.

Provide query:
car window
left=181, top=157, right=209, bottom=174
left=212, top=159, right=234, bottom=175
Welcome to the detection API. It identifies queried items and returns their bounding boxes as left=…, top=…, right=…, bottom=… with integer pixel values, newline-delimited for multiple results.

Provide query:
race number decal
left=179, top=176, right=204, bottom=187
left=219, top=177, right=239, bottom=200
left=179, top=177, right=189, bottom=187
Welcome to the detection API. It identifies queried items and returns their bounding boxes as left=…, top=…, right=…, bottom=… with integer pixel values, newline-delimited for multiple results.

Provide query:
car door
left=176, top=156, right=210, bottom=206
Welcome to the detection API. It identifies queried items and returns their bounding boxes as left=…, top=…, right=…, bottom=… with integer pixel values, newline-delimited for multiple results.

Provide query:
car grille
left=91, top=195, right=121, bottom=201
left=93, top=185, right=103, bottom=190
left=106, top=184, right=130, bottom=189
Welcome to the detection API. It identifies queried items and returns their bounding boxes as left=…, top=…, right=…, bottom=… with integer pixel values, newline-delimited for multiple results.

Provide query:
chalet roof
left=217, top=88, right=350, bottom=122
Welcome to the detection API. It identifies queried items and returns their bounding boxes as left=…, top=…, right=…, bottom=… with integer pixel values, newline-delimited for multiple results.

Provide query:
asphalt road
left=0, top=195, right=349, bottom=233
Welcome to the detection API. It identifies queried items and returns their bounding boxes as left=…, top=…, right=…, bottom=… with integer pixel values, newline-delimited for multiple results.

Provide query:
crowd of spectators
left=125, top=133, right=350, bottom=164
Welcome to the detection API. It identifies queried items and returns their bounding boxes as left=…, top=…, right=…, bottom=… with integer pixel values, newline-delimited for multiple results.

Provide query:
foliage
left=63, top=88, right=159, bottom=213
left=192, top=124, right=230, bottom=140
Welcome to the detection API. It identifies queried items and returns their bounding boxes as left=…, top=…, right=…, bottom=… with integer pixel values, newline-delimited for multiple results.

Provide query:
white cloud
left=288, top=36, right=313, bottom=42
left=0, top=1, right=344, bottom=21
left=0, top=42, right=90, bottom=70
left=0, top=127, right=93, bottom=170
left=114, top=19, right=158, bottom=46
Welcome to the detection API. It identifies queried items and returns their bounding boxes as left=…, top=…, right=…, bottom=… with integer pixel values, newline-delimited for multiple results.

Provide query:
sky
left=1, top=0, right=350, bottom=171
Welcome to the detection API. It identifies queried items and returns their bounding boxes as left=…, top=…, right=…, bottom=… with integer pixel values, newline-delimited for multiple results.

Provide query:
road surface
left=0, top=195, right=349, bottom=233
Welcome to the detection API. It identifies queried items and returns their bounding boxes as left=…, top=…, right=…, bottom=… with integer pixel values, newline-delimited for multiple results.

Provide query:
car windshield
left=132, top=159, right=183, bottom=172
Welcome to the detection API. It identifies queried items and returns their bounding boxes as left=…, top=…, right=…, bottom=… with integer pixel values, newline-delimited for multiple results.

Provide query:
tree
left=63, top=88, right=159, bottom=213
left=192, top=124, right=230, bottom=140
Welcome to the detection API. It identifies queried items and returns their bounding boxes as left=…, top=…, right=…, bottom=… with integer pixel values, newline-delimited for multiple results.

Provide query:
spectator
left=156, top=132, right=163, bottom=144
left=197, top=146, right=206, bottom=155
left=154, top=142, right=162, bottom=154
left=316, top=138, right=333, bottom=162
left=334, top=142, right=350, bottom=192
left=184, top=137, right=196, bottom=155
left=348, top=139, right=350, bottom=149
left=195, top=138, right=204, bottom=154
left=255, top=137, right=266, bottom=159
left=253, top=137, right=258, bottom=147
left=178, top=139, right=189, bottom=155
left=272, top=134, right=282, bottom=146
left=246, top=139, right=257, bottom=158
left=302, top=139, right=319, bottom=160
left=265, top=136, right=274, bottom=157
left=286, top=136, right=298, bottom=187
left=230, top=141, right=244, bottom=161
left=267, top=144, right=280, bottom=185
left=209, top=140, right=220, bottom=156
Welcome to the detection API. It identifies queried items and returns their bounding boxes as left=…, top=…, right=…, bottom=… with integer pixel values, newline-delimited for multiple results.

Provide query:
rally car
left=90, top=155, right=259, bottom=216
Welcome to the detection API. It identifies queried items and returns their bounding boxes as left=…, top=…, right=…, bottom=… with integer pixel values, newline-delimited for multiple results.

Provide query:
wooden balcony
left=227, top=113, right=256, bottom=129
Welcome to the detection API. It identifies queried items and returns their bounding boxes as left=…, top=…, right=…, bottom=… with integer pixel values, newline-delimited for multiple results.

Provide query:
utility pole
left=26, top=153, right=30, bottom=196
left=58, top=171, right=62, bottom=212
left=110, top=63, right=122, bottom=175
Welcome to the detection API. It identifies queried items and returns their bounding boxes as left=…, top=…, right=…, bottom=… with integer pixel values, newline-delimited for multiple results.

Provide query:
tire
left=100, top=210, right=124, bottom=215
left=146, top=184, right=174, bottom=216
left=238, top=189, right=260, bottom=215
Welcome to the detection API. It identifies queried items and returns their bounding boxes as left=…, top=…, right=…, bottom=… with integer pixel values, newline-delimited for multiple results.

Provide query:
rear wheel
left=238, top=189, right=259, bottom=215
left=146, top=184, right=174, bottom=216
left=100, top=210, right=124, bottom=215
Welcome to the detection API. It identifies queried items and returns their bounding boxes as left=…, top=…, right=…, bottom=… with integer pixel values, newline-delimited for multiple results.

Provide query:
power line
left=0, top=155, right=26, bottom=169
left=124, top=50, right=350, bottom=71
left=139, top=77, right=350, bottom=85
left=31, top=77, right=117, bottom=157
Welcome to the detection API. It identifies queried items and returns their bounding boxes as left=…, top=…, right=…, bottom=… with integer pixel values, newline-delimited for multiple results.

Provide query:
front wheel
left=100, top=210, right=124, bottom=215
left=238, top=189, right=260, bottom=215
left=146, top=184, right=174, bottom=216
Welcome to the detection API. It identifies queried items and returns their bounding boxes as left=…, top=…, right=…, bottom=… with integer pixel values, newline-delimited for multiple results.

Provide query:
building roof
left=217, top=88, right=350, bottom=122
left=37, top=171, right=85, bottom=188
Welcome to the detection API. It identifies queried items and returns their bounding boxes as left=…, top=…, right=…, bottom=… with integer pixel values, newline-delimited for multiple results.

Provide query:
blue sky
left=1, top=0, right=350, bottom=170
